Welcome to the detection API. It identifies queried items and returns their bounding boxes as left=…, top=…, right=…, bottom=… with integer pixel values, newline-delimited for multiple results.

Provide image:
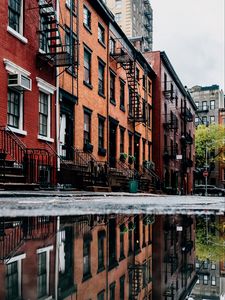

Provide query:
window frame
left=83, top=5, right=91, bottom=31
left=98, top=116, right=105, bottom=151
left=83, top=110, right=91, bottom=146
left=210, top=100, right=215, bottom=110
left=119, top=79, right=125, bottom=110
left=110, top=71, right=116, bottom=104
left=98, top=60, right=105, bottom=96
left=84, top=47, right=92, bottom=86
left=98, top=23, right=105, bottom=45
left=37, top=77, right=55, bottom=142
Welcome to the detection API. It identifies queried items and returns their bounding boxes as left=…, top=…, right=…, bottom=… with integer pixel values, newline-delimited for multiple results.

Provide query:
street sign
left=203, top=171, right=208, bottom=177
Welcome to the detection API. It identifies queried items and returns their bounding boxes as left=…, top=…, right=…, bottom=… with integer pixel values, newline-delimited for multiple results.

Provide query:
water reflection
left=0, top=214, right=224, bottom=300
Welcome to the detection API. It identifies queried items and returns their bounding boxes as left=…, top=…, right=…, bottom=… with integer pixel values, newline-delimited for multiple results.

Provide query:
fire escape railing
left=181, top=106, right=193, bottom=122
left=163, top=113, right=178, bottom=130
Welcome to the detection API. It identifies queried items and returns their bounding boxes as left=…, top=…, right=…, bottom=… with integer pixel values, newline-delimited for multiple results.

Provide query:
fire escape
left=37, top=0, right=78, bottom=71
left=111, top=48, right=145, bottom=123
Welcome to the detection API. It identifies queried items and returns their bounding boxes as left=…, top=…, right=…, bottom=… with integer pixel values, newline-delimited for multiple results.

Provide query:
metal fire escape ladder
left=129, top=264, right=144, bottom=299
left=38, top=0, right=74, bottom=67
left=111, top=48, right=144, bottom=123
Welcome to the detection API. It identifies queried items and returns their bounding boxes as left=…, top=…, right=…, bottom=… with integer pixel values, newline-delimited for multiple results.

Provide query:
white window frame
left=37, top=245, right=53, bottom=300
left=7, top=0, right=28, bottom=44
left=36, top=77, right=56, bottom=143
left=4, top=59, right=31, bottom=135
left=211, top=275, right=216, bottom=286
left=5, top=253, right=26, bottom=298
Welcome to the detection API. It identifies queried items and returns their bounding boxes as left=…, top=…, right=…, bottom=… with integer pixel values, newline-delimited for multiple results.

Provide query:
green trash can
left=129, top=180, right=138, bottom=193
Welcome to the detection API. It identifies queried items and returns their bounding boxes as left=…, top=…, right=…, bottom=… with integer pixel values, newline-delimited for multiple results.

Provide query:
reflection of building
left=192, top=215, right=225, bottom=300
left=152, top=215, right=197, bottom=300
left=0, top=217, right=56, bottom=300
left=218, top=108, right=225, bottom=189
left=0, top=215, right=153, bottom=299
left=144, top=51, right=197, bottom=194
left=105, top=0, right=153, bottom=51
left=189, top=85, right=225, bottom=188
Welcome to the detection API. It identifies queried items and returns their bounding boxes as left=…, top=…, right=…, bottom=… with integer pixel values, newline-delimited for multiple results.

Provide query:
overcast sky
left=151, top=0, right=225, bottom=90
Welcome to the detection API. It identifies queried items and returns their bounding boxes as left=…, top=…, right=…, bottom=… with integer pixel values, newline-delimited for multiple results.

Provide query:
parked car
left=193, top=184, right=225, bottom=196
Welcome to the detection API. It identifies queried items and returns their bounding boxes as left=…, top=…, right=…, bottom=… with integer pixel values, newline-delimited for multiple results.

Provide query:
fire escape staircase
left=37, top=0, right=76, bottom=68
left=111, top=48, right=144, bottom=123
left=129, top=264, right=146, bottom=299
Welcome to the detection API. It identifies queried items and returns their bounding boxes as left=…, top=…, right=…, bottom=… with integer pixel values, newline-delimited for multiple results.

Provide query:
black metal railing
left=181, top=132, right=193, bottom=145
left=163, top=113, right=178, bottom=130
left=181, top=107, right=193, bottom=122
left=0, top=126, right=56, bottom=186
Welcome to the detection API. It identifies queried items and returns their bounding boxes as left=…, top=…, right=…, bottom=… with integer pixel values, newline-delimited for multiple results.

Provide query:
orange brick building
left=57, top=0, right=157, bottom=191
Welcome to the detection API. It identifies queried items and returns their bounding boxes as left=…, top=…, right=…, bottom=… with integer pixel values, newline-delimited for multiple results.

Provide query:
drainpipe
left=56, top=0, right=60, bottom=172
left=55, top=216, right=60, bottom=300
left=106, top=26, right=109, bottom=165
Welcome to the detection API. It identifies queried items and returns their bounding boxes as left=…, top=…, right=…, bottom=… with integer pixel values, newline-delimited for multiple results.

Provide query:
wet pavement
left=0, top=191, right=224, bottom=216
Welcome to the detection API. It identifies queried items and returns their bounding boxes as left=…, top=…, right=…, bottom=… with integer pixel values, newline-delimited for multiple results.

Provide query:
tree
left=196, top=216, right=225, bottom=261
left=195, top=124, right=225, bottom=168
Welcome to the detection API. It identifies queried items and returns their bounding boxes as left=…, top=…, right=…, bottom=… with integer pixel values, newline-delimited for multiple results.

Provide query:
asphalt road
left=0, top=191, right=224, bottom=216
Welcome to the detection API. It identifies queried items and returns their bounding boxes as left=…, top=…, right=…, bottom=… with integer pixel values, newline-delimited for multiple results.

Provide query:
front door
left=109, top=122, right=117, bottom=168
left=60, top=103, right=74, bottom=160
left=134, top=135, right=140, bottom=171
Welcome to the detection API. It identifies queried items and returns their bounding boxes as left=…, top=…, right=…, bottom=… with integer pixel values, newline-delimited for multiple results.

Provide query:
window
left=110, top=72, right=116, bottom=103
left=98, top=61, right=105, bottom=95
left=39, top=92, right=49, bottom=137
left=142, top=75, right=146, bottom=89
left=37, top=77, right=55, bottom=142
left=115, top=13, right=122, bottom=22
left=196, top=278, right=200, bottom=284
left=203, top=260, right=208, bottom=269
left=65, top=27, right=76, bottom=75
left=147, top=104, right=151, bottom=127
left=120, top=128, right=125, bottom=153
left=211, top=276, right=216, bottom=286
left=109, top=282, right=116, bottom=300
left=195, top=262, right=200, bottom=269
left=203, top=275, right=208, bottom=285
left=98, top=23, right=105, bottom=45
left=120, top=80, right=125, bottom=109
left=109, top=37, right=116, bottom=55
left=195, top=101, right=199, bottom=108
left=211, top=262, right=216, bottom=270
left=148, top=80, right=151, bottom=94
left=98, top=117, right=105, bottom=150
left=119, top=275, right=125, bottom=300
left=37, top=246, right=53, bottom=299
left=164, top=73, right=167, bottom=91
left=119, top=225, right=125, bottom=259
left=210, top=100, right=215, bottom=110
left=39, top=15, right=49, bottom=52
left=7, top=89, right=21, bottom=129
left=83, top=5, right=91, bottom=30
left=202, top=101, right=208, bottom=110
left=8, top=0, right=22, bottom=33
left=142, top=223, right=146, bottom=246
left=202, top=116, right=207, bottom=125
left=108, top=218, right=117, bottom=267
left=97, top=290, right=105, bottom=300
left=115, top=0, right=122, bottom=8
left=84, top=111, right=91, bottom=146
left=136, top=68, right=140, bottom=82
left=195, top=116, right=199, bottom=124
left=128, top=223, right=133, bottom=254
left=128, top=87, right=133, bottom=115
left=210, top=116, right=215, bottom=124
left=83, top=238, right=91, bottom=279
left=84, top=48, right=91, bottom=85
left=6, top=254, right=26, bottom=300
left=98, top=231, right=105, bottom=271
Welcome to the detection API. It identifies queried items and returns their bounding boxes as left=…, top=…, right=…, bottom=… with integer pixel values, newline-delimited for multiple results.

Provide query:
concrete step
left=0, top=174, right=26, bottom=183
left=84, top=186, right=112, bottom=192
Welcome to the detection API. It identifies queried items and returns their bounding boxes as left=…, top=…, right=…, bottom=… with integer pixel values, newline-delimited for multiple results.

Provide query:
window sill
left=8, top=126, right=27, bottom=136
left=82, top=273, right=92, bottom=282
left=119, top=255, right=125, bottom=262
left=98, top=40, right=106, bottom=48
left=7, top=26, right=28, bottom=44
left=120, top=105, right=125, bottom=112
left=38, top=135, right=54, bottom=143
left=97, top=266, right=105, bottom=274
left=110, top=99, right=116, bottom=106
left=98, top=92, right=106, bottom=99
left=83, top=81, right=93, bottom=90
left=83, top=24, right=92, bottom=34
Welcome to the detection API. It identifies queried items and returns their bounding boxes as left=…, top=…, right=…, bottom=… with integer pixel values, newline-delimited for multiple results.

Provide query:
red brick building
left=144, top=51, right=197, bottom=194
left=0, top=0, right=59, bottom=186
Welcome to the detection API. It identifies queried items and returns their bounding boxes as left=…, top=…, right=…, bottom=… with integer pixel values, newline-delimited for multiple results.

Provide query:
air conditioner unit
left=8, top=74, right=32, bottom=91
